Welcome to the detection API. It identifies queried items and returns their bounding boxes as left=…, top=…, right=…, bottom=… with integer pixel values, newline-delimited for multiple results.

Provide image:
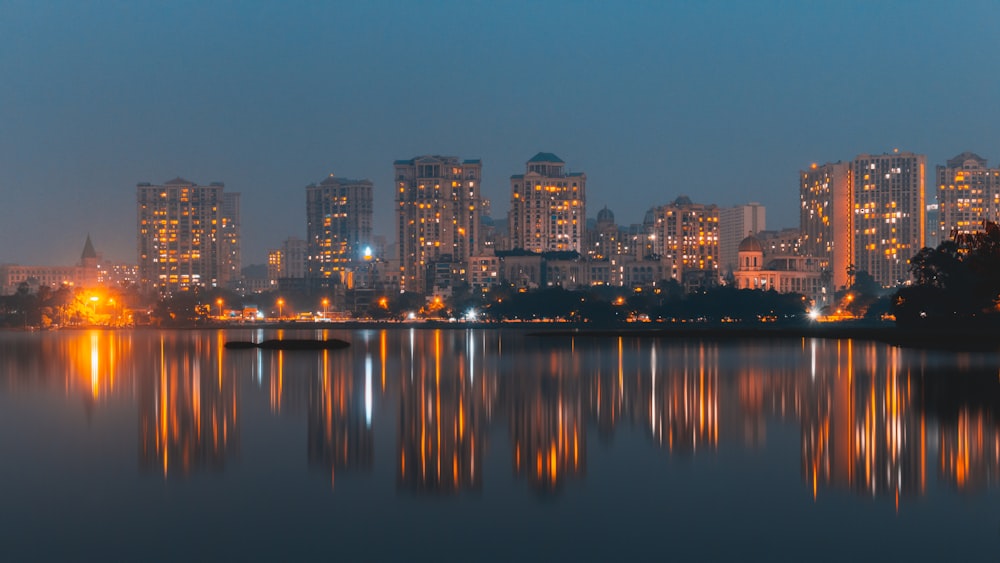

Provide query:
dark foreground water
left=1, top=328, right=999, bottom=561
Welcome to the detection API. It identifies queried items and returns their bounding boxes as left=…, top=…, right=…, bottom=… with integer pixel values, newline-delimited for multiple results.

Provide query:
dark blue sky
left=2, top=0, right=998, bottom=265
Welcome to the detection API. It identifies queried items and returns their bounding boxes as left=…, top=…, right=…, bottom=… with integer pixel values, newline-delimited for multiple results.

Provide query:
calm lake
left=1, top=328, right=998, bottom=561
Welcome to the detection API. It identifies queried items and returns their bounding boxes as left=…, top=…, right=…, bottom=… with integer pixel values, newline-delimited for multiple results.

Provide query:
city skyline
left=2, top=2, right=999, bottom=266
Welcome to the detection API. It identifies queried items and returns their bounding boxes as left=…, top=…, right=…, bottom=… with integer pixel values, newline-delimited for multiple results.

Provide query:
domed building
left=732, top=233, right=828, bottom=305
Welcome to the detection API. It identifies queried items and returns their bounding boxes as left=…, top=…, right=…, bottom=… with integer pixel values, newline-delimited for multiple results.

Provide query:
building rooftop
left=81, top=235, right=97, bottom=260
left=527, top=152, right=564, bottom=164
left=738, top=235, right=764, bottom=253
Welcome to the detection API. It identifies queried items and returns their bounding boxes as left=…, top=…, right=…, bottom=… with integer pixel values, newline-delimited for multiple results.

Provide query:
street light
left=321, top=298, right=329, bottom=320
left=216, top=298, right=224, bottom=320
left=277, top=298, right=285, bottom=320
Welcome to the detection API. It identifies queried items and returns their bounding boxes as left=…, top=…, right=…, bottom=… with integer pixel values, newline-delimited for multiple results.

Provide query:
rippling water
left=1, top=328, right=999, bottom=561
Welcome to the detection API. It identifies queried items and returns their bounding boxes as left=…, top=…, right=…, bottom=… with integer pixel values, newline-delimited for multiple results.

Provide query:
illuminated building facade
left=800, top=162, right=851, bottom=290
left=650, top=196, right=719, bottom=284
left=394, top=156, right=482, bottom=292
left=719, top=203, right=765, bottom=275
left=0, top=236, right=101, bottom=295
left=509, top=152, right=586, bottom=253
left=267, top=236, right=307, bottom=289
left=851, top=151, right=925, bottom=286
left=220, top=192, right=241, bottom=289
left=137, top=177, right=230, bottom=293
left=732, top=235, right=826, bottom=305
left=935, top=152, right=1000, bottom=239
left=306, top=175, right=373, bottom=283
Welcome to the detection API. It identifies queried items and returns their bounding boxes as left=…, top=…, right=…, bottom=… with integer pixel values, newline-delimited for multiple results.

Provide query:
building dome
left=596, top=206, right=615, bottom=225
left=738, top=235, right=764, bottom=253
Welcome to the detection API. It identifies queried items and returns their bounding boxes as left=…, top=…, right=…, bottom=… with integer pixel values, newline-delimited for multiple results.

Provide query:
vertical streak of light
left=365, top=354, right=373, bottom=428
left=650, top=346, right=657, bottom=435
left=468, top=329, right=475, bottom=384
left=90, top=331, right=99, bottom=399
left=380, top=331, right=387, bottom=391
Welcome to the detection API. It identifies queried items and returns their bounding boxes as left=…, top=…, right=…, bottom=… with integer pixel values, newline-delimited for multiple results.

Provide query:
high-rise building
left=509, top=153, right=586, bottom=253
left=851, top=151, right=925, bottom=286
left=935, top=152, right=1000, bottom=240
left=306, top=175, right=373, bottom=283
left=220, top=192, right=241, bottom=289
left=800, top=151, right=925, bottom=289
left=267, top=236, right=308, bottom=288
left=650, top=196, right=719, bottom=285
left=800, top=162, right=851, bottom=290
left=719, top=203, right=766, bottom=275
left=137, top=178, right=229, bottom=293
left=394, top=156, right=482, bottom=293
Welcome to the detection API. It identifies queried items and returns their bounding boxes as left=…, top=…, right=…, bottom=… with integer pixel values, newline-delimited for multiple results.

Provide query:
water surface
left=1, top=328, right=998, bottom=561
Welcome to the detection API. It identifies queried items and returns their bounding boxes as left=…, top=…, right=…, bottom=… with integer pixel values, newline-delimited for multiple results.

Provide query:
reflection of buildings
left=139, top=337, right=239, bottom=477
left=509, top=370, right=586, bottom=493
left=397, top=331, right=486, bottom=493
left=503, top=341, right=589, bottom=493
left=799, top=342, right=926, bottom=502
left=307, top=350, right=374, bottom=478
left=938, top=410, right=1000, bottom=492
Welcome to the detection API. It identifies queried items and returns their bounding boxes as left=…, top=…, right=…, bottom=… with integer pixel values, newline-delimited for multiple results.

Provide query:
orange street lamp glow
left=277, top=298, right=285, bottom=319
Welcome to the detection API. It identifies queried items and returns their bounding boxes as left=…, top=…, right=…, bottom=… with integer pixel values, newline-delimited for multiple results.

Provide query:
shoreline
left=10, top=320, right=998, bottom=352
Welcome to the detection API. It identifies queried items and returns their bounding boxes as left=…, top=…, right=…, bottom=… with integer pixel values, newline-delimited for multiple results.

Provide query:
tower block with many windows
left=800, top=151, right=925, bottom=289
left=509, top=153, right=586, bottom=253
left=306, top=175, right=374, bottom=284
left=394, top=156, right=482, bottom=293
left=137, top=177, right=235, bottom=294
left=851, top=151, right=925, bottom=286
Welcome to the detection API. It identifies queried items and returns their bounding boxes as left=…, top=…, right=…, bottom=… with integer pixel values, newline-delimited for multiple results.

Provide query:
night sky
left=2, top=0, right=998, bottom=266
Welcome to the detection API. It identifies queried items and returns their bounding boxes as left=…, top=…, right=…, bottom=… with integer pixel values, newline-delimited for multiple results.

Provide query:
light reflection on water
left=1, top=328, right=999, bottom=559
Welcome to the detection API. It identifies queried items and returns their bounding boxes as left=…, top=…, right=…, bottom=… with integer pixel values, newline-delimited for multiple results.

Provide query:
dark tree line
left=893, top=221, right=1000, bottom=326
left=480, top=284, right=808, bottom=325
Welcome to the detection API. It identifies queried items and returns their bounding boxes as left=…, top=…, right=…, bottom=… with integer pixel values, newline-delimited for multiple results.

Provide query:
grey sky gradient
left=2, top=0, right=998, bottom=266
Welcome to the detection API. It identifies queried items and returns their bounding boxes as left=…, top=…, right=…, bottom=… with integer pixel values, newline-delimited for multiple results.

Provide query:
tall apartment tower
left=509, top=153, right=586, bottom=253
left=851, top=151, right=925, bottom=286
left=137, top=177, right=227, bottom=294
left=651, top=196, right=719, bottom=278
left=306, top=175, right=374, bottom=283
left=394, top=156, right=482, bottom=292
left=935, top=152, right=1000, bottom=240
left=800, top=162, right=851, bottom=290
left=719, top=203, right=766, bottom=275
left=220, top=191, right=241, bottom=288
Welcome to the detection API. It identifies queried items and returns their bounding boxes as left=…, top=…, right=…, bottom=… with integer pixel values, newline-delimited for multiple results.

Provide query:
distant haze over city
left=1, top=1, right=998, bottom=265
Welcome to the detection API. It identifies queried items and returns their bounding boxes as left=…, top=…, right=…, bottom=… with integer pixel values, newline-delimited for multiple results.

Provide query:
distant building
left=267, top=236, right=308, bottom=289
left=800, top=162, right=851, bottom=290
left=935, top=152, right=1000, bottom=240
left=851, top=151, right=925, bottom=287
left=137, top=177, right=233, bottom=293
left=732, top=235, right=826, bottom=306
left=719, top=203, right=766, bottom=275
left=0, top=236, right=100, bottom=295
left=509, top=153, right=586, bottom=253
left=394, top=156, right=482, bottom=293
left=800, top=151, right=926, bottom=288
left=220, top=192, right=242, bottom=289
left=650, top=196, right=720, bottom=287
left=757, top=228, right=802, bottom=257
left=925, top=203, right=940, bottom=248
left=306, top=175, right=373, bottom=284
